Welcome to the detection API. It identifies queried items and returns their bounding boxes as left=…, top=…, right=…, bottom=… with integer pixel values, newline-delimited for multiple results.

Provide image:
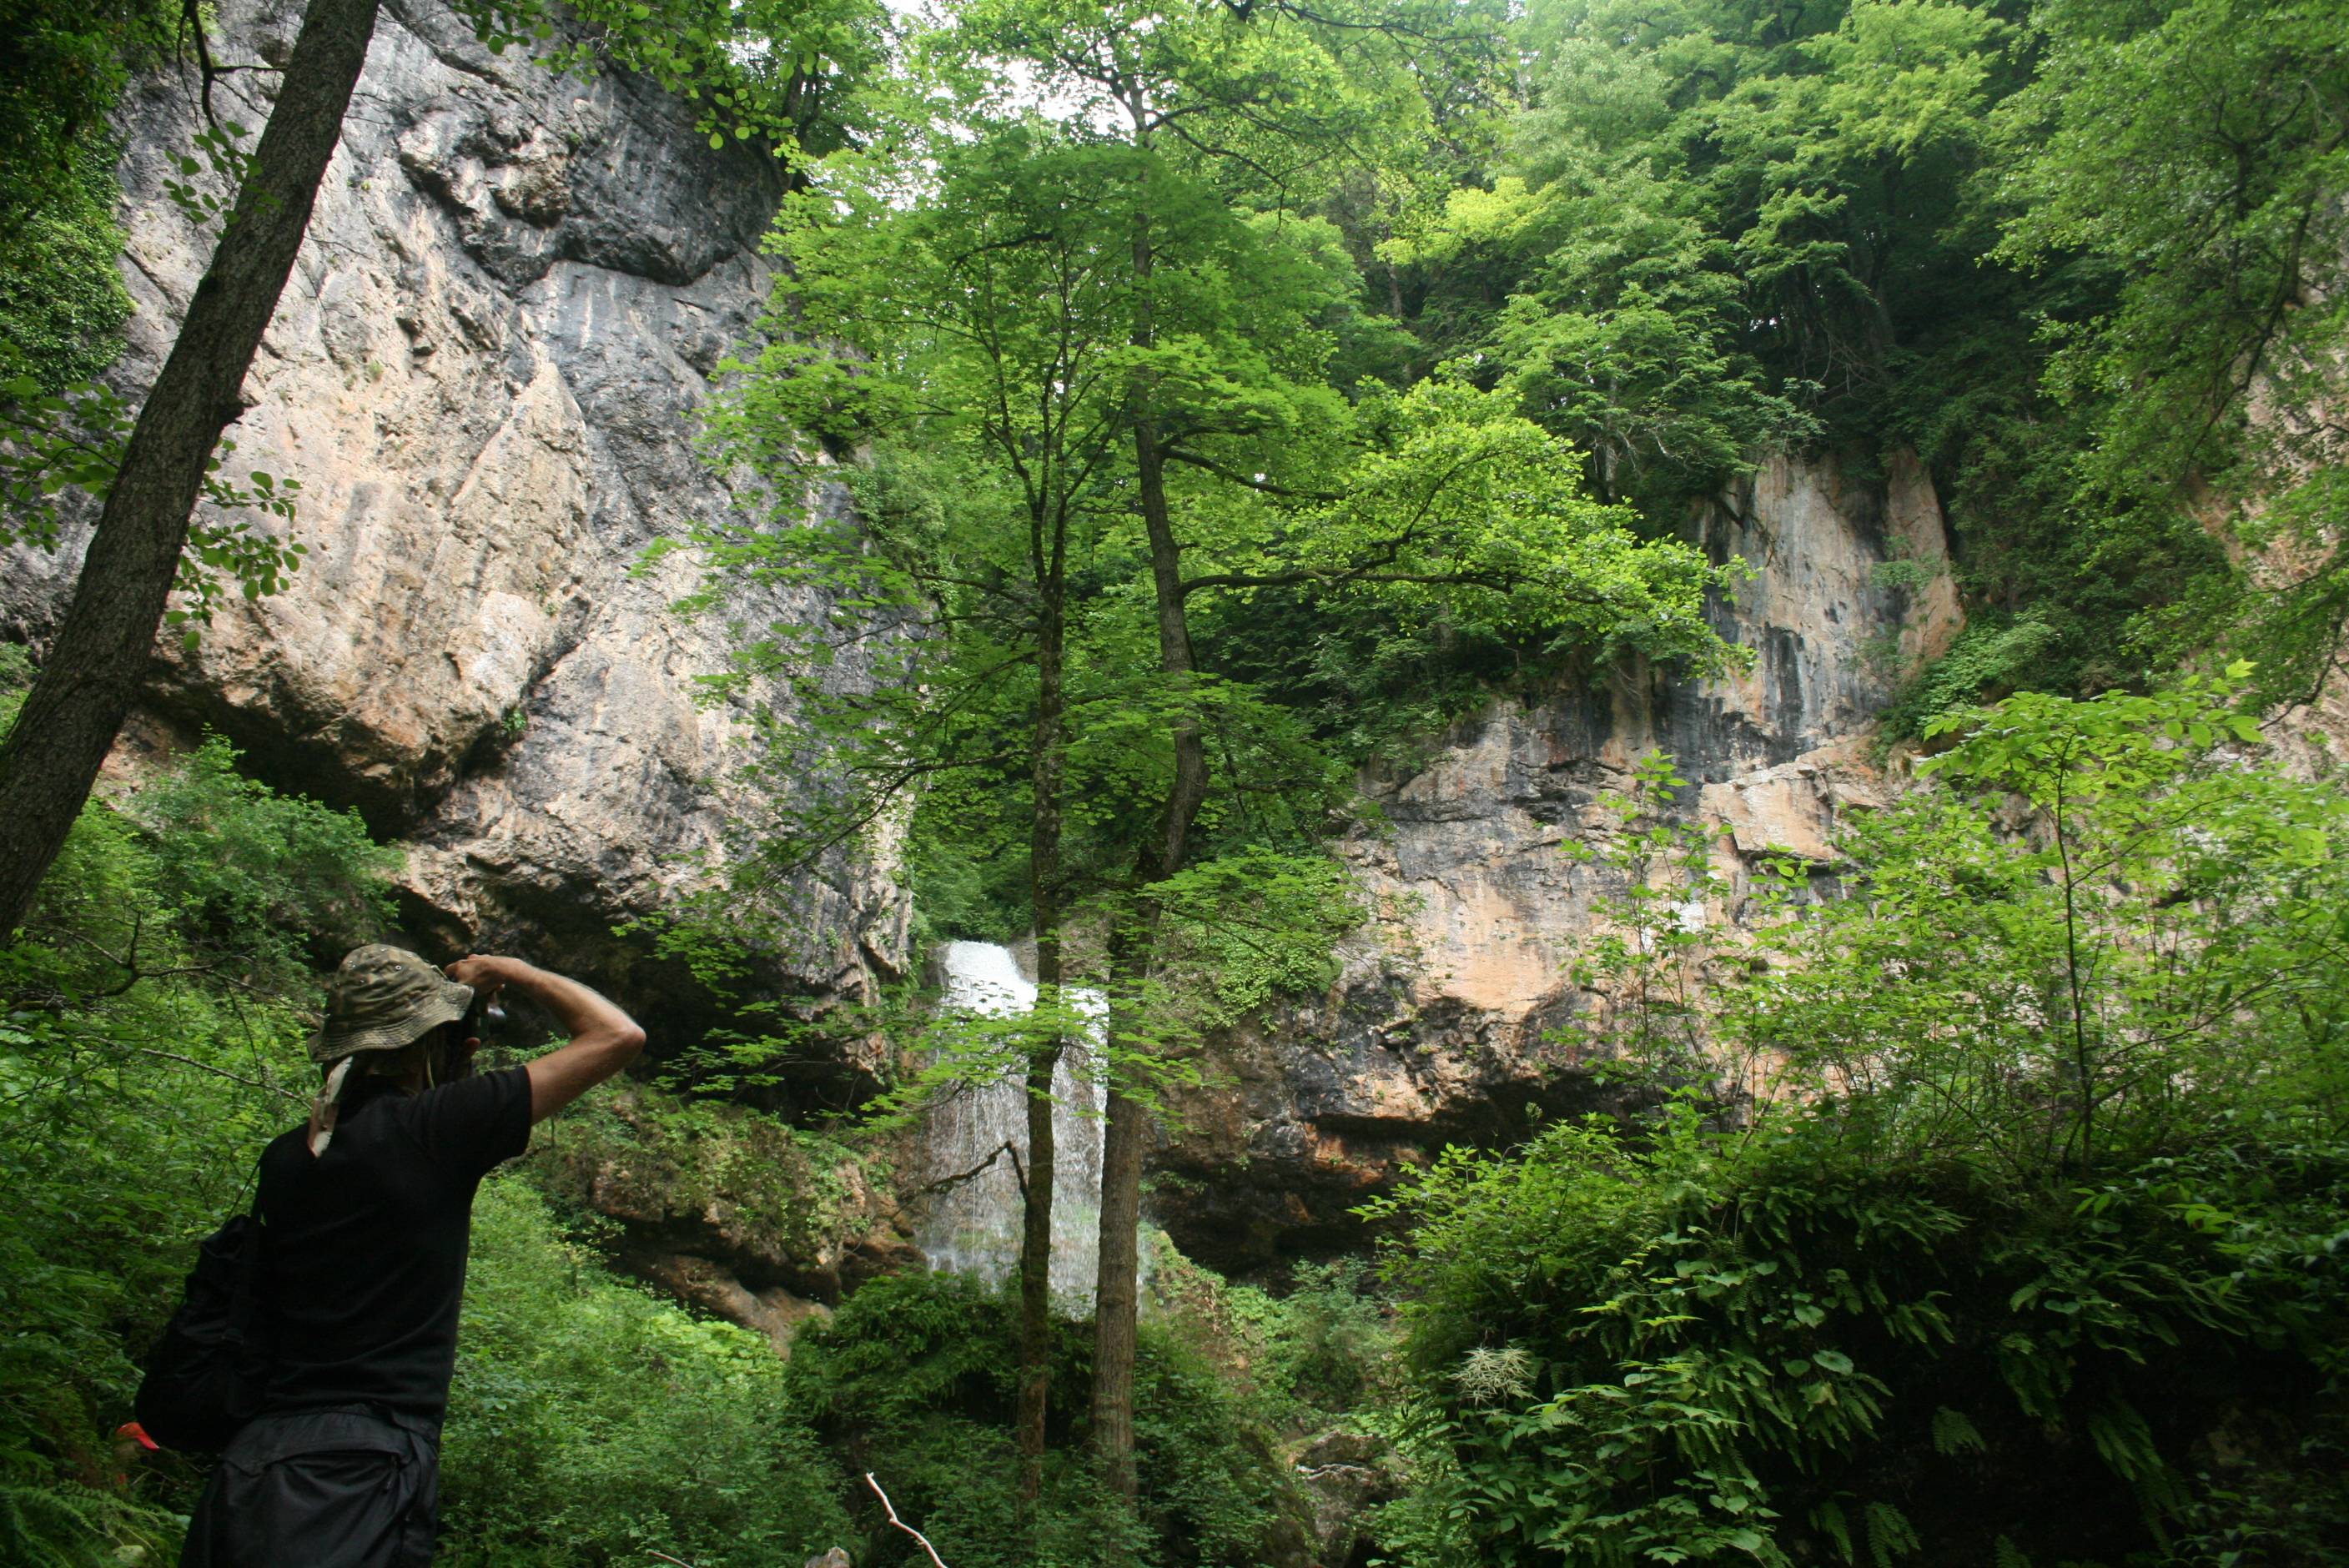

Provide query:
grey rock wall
left=1152, top=450, right=1964, bottom=1271
left=2, top=0, right=908, bottom=1013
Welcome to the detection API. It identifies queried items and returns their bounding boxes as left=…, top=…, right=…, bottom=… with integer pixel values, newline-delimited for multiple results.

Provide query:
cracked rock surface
left=1151, top=451, right=1966, bottom=1272
left=1, top=0, right=907, bottom=1011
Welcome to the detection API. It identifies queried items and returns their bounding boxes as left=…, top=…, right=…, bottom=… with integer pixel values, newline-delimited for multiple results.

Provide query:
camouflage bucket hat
left=310, top=944, right=475, bottom=1064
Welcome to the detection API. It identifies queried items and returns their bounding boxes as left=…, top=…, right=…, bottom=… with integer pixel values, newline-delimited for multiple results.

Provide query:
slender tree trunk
left=1093, top=188, right=1213, bottom=1497
left=0, top=0, right=383, bottom=936
left=1092, top=915, right=1149, bottom=1497
left=1018, top=570, right=1068, bottom=1505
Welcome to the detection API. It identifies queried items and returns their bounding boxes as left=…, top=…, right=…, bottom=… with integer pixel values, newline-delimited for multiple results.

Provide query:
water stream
left=915, top=940, right=1108, bottom=1305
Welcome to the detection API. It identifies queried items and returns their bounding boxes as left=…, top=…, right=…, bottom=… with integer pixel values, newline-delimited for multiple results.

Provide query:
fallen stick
left=865, top=1471, right=950, bottom=1568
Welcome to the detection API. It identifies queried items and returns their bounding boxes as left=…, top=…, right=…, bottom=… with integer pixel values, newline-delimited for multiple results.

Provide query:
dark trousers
left=179, top=1407, right=440, bottom=1568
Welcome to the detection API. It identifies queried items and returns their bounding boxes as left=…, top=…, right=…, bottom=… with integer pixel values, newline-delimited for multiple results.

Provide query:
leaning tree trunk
left=0, top=0, right=382, bottom=936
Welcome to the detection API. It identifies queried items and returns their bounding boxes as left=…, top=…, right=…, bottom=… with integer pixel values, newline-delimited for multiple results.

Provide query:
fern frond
left=1864, top=1500, right=1920, bottom=1567
left=1930, top=1405, right=1986, bottom=1455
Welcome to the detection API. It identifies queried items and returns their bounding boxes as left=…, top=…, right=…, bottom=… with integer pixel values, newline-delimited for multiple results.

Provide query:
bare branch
left=866, top=1474, right=952, bottom=1568
left=1158, top=446, right=1343, bottom=502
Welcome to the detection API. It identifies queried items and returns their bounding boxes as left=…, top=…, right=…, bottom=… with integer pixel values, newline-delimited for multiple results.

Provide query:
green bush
left=438, top=1181, right=857, bottom=1566
left=1375, top=1109, right=2349, bottom=1566
left=1152, top=1246, right=1401, bottom=1435
left=0, top=138, right=134, bottom=389
left=786, top=1269, right=1308, bottom=1567
left=1367, top=681, right=2349, bottom=1565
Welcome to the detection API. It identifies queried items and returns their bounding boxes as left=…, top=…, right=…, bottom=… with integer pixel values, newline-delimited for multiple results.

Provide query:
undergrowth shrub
left=1367, top=677, right=2349, bottom=1565
left=785, top=1269, right=1312, bottom=1567
left=1372, top=1113, right=2349, bottom=1565
left=438, top=1181, right=856, bottom=1566
left=1149, top=1240, right=1402, bottom=1436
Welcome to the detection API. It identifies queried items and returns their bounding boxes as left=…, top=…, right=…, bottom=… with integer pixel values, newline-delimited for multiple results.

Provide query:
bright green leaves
left=1410, top=0, right=2011, bottom=513
left=474, top=0, right=885, bottom=163
left=0, top=381, right=309, bottom=647
left=1302, top=380, right=1729, bottom=661
left=158, top=120, right=256, bottom=233
left=1989, top=0, right=2349, bottom=702
left=1785, top=0, right=2009, bottom=164
left=0, top=375, right=132, bottom=547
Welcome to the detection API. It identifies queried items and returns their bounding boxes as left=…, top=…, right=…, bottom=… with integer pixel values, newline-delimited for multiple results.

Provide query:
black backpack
left=134, top=1207, right=274, bottom=1452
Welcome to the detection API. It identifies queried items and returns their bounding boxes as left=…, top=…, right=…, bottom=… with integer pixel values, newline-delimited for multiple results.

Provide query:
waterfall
left=916, top=940, right=1107, bottom=1305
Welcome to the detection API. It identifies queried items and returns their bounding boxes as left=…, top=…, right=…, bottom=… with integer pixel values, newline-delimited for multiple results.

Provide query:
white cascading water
left=916, top=940, right=1108, bottom=1306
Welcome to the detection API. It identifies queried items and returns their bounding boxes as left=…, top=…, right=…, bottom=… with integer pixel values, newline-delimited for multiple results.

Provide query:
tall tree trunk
left=0, top=0, right=382, bottom=936
left=1018, top=564, right=1068, bottom=1505
left=1093, top=190, right=1212, bottom=1497
left=1092, top=912, right=1149, bottom=1498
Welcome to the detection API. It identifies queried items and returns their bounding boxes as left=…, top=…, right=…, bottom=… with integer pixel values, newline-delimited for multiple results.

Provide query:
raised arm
left=445, top=955, right=646, bottom=1123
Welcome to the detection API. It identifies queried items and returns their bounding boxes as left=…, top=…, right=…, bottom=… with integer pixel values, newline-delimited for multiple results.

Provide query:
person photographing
left=179, top=946, right=646, bottom=1568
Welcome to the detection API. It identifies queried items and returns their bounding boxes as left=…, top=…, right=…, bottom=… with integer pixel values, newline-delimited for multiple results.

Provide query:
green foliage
left=0, top=138, right=135, bottom=390
left=1367, top=679, right=2349, bottom=1563
left=1144, top=1237, right=1403, bottom=1435
left=1381, top=0, right=2349, bottom=713
left=437, top=1181, right=857, bottom=1567
left=785, top=1269, right=1305, bottom=1566
left=1875, top=611, right=2063, bottom=740
left=1401, top=0, right=2020, bottom=500
left=529, top=1084, right=886, bottom=1281
left=522, top=0, right=883, bottom=160
left=0, top=0, right=174, bottom=231
left=0, top=741, right=397, bottom=1565
left=1374, top=1111, right=2349, bottom=1565
left=1994, top=0, right=2349, bottom=703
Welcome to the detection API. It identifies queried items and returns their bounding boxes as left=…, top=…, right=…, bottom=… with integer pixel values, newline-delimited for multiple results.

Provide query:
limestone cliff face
left=1152, top=451, right=1963, bottom=1272
left=1, top=0, right=908, bottom=1008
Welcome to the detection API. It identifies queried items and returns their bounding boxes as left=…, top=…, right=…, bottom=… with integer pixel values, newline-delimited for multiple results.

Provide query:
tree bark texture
left=1016, top=545, right=1069, bottom=1506
left=0, top=0, right=383, bottom=936
left=1090, top=922, right=1149, bottom=1499
left=1093, top=194, right=1215, bottom=1498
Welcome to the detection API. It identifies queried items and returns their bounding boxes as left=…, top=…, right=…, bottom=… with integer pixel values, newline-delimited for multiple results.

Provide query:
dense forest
left=3, top=0, right=2346, bottom=1560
